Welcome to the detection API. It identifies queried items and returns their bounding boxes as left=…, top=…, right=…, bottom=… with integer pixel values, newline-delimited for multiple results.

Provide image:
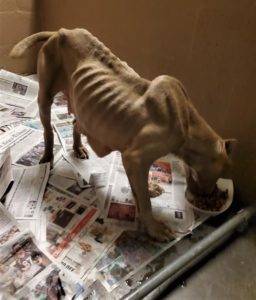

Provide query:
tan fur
left=10, top=28, right=236, bottom=241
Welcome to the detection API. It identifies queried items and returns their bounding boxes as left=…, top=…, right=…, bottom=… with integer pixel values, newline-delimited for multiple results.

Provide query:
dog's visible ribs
left=89, top=33, right=140, bottom=77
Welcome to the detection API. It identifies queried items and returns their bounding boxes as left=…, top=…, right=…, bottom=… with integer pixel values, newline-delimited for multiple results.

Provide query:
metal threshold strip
left=125, top=206, right=256, bottom=300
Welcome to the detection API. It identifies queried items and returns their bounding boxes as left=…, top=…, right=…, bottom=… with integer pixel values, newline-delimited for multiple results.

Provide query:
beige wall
left=0, top=0, right=39, bottom=73
left=39, top=1, right=256, bottom=203
left=3, top=1, right=256, bottom=202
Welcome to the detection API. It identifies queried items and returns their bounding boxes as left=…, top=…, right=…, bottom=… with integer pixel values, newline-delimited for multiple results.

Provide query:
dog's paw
left=73, top=146, right=89, bottom=159
left=148, top=182, right=164, bottom=198
left=39, top=154, right=53, bottom=168
left=144, top=218, right=174, bottom=242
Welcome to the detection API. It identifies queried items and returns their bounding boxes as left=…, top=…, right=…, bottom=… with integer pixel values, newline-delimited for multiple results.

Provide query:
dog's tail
left=9, top=31, right=56, bottom=58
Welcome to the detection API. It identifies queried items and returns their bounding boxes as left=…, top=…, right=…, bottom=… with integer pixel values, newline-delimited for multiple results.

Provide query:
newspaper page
left=0, top=148, right=13, bottom=200
left=0, top=92, right=38, bottom=119
left=41, top=186, right=99, bottom=259
left=5, top=164, right=50, bottom=219
left=60, top=219, right=123, bottom=278
left=0, top=125, right=42, bottom=161
left=0, top=70, right=39, bottom=118
left=0, top=70, right=38, bottom=103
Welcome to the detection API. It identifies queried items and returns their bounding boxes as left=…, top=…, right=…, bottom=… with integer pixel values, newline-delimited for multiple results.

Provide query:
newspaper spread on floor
left=0, top=70, right=223, bottom=298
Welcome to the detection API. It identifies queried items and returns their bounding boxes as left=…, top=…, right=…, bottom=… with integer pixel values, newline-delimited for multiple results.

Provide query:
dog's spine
left=10, top=32, right=55, bottom=58
left=86, top=32, right=140, bottom=78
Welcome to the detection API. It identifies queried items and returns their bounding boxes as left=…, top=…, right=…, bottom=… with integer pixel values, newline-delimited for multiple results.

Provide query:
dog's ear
left=224, top=139, right=238, bottom=157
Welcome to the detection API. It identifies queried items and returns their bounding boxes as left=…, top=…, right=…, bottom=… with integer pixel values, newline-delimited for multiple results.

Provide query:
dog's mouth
left=188, top=183, right=218, bottom=198
left=185, top=167, right=216, bottom=197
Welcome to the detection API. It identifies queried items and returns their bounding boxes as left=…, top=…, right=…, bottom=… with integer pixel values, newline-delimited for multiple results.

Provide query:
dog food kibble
left=188, top=187, right=228, bottom=212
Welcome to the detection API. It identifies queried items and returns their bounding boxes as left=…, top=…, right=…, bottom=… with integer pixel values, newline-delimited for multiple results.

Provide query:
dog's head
left=184, top=138, right=237, bottom=196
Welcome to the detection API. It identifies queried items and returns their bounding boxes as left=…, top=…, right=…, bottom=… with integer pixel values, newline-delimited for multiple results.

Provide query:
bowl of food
left=185, top=178, right=234, bottom=216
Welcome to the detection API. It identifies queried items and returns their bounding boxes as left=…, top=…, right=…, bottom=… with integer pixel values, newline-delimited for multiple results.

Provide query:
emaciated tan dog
left=10, top=28, right=236, bottom=241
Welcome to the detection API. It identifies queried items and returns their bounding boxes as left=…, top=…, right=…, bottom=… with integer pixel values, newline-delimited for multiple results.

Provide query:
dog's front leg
left=122, top=151, right=173, bottom=242
left=72, top=119, right=89, bottom=159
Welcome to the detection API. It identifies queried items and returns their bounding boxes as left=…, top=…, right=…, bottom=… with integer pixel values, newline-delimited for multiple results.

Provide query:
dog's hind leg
left=73, top=119, right=89, bottom=159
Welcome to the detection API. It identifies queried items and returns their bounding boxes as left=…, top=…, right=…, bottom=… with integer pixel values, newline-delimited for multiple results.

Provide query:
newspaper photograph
left=5, top=164, right=50, bottom=219
left=0, top=148, right=13, bottom=200
left=23, top=118, right=43, bottom=131
left=0, top=232, right=51, bottom=296
left=41, top=186, right=99, bottom=259
left=15, top=263, right=87, bottom=300
left=54, top=120, right=74, bottom=151
left=53, top=106, right=74, bottom=122
left=149, top=159, right=172, bottom=195
left=15, top=140, right=62, bottom=167
left=60, top=219, right=123, bottom=278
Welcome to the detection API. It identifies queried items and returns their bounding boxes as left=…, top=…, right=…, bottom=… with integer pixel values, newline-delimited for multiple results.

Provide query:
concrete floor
left=161, top=222, right=256, bottom=300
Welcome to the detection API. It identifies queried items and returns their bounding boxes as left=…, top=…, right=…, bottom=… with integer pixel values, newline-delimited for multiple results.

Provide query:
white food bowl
left=185, top=178, right=234, bottom=216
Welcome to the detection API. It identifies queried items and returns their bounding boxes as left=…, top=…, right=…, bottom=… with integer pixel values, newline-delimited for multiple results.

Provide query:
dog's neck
left=178, top=102, right=220, bottom=168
